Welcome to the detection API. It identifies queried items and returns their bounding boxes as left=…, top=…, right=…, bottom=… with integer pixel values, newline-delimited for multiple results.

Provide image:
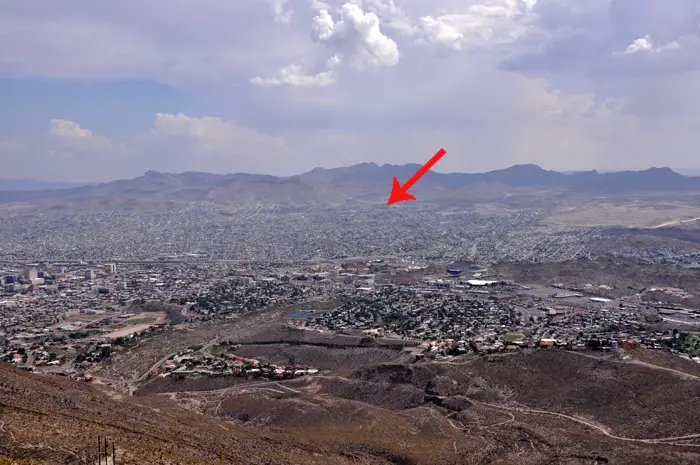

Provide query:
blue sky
left=0, top=78, right=208, bottom=140
left=1, top=0, right=699, bottom=182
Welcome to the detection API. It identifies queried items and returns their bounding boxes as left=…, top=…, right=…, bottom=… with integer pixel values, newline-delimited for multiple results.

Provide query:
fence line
left=95, top=436, right=116, bottom=465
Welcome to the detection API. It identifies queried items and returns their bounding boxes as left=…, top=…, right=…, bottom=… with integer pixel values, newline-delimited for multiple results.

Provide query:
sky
left=0, top=0, right=699, bottom=182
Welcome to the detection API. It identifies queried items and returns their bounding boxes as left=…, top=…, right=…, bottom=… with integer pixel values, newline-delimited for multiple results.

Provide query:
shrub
left=0, top=457, right=41, bottom=465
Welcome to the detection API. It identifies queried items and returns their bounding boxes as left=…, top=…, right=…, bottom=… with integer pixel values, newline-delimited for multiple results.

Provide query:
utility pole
left=98, top=436, right=102, bottom=465
left=113, top=442, right=116, bottom=465
left=220, top=444, right=223, bottom=464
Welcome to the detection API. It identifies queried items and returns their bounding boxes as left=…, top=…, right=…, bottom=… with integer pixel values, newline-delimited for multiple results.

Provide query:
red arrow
left=387, top=148, right=447, bottom=205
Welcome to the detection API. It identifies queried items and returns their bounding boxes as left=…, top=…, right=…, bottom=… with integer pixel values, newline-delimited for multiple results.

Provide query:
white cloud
left=623, top=35, right=653, bottom=54
left=419, top=16, right=464, bottom=51
left=418, top=0, right=536, bottom=51
left=145, top=113, right=298, bottom=174
left=311, top=3, right=400, bottom=70
left=357, top=0, right=418, bottom=36
left=503, top=0, right=700, bottom=75
left=272, top=0, right=293, bottom=24
left=327, top=54, right=343, bottom=68
left=151, top=113, right=286, bottom=152
left=0, top=120, right=125, bottom=182
left=251, top=64, right=336, bottom=87
left=621, top=35, right=681, bottom=55
left=48, top=119, right=114, bottom=151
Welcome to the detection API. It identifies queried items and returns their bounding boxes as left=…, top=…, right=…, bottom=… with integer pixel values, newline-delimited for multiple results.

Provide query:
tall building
left=104, top=263, right=117, bottom=274
left=27, top=268, right=39, bottom=281
left=85, top=269, right=96, bottom=280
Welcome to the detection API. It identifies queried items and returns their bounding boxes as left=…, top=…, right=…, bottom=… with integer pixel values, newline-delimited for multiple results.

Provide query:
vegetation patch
left=500, top=332, right=524, bottom=342
left=125, top=317, right=157, bottom=325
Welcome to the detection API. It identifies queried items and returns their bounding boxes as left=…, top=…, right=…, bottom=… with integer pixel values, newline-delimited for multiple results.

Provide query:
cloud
left=149, top=112, right=287, bottom=160
left=623, top=36, right=653, bottom=55
left=419, top=17, right=464, bottom=51
left=48, top=119, right=114, bottom=150
left=311, top=3, right=400, bottom=70
left=5, top=88, right=699, bottom=183
left=1, top=0, right=700, bottom=181
left=251, top=63, right=337, bottom=87
left=0, top=115, right=294, bottom=181
left=0, top=121, right=124, bottom=182
left=419, top=0, right=536, bottom=51
left=501, top=0, right=700, bottom=76
left=271, top=0, right=293, bottom=24
left=355, top=0, right=418, bottom=36
left=0, top=1, right=311, bottom=89
left=620, top=35, right=680, bottom=55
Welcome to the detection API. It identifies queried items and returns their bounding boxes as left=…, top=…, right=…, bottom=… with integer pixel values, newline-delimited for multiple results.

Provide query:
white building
left=104, top=263, right=117, bottom=274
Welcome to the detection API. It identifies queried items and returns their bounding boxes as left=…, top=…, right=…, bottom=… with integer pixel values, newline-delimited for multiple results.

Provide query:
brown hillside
left=0, top=363, right=433, bottom=465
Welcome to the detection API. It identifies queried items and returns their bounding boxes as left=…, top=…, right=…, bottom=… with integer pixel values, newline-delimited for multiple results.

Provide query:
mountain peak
left=507, top=164, right=547, bottom=172
left=646, top=167, right=678, bottom=174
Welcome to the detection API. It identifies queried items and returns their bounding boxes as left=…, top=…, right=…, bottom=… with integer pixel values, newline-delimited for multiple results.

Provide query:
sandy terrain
left=543, top=203, right=700, bottom=228
left=104, top=312, right=166, bottom=339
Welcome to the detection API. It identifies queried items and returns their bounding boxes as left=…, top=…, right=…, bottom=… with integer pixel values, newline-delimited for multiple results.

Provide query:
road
left=564, top=350, right=699, bottom=381
left=470, top=398, right=700, bottom=446
left=126, top=336, right=221, bottom=395
left=653, top=216, right=700, bottom=229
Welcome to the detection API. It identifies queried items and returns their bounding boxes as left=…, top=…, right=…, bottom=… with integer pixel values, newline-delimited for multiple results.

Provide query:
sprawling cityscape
left=3, top=205, right=700, bottom=265
left=4, top=0, right=700, bottom=461
left=3, top=251, right=698, bottom=381
left=3, top=171, right=700, bottom=464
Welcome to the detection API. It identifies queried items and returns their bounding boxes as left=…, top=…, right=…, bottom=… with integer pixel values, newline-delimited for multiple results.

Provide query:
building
left=104, top=263, right=117, bottom=274
left=467, top=279, right=499, bottom=287
left=84, top=269, right=96, bottom=280
left=27, top=269, right=39, bottom=281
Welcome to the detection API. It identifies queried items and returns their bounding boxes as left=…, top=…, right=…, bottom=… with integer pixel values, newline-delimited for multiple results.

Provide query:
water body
left=286, top=311, right=314, bottom=319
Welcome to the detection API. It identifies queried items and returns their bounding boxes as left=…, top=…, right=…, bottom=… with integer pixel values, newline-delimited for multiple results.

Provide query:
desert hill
left=0, top=363, right=432, bottom=465
left=5, top=337, right=700, bottom=465
left=101, top=318, right=700, bottom=465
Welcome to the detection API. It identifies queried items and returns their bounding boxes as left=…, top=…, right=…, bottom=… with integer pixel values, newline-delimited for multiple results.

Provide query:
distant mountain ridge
left=302, top=163, right=699, bottom=192
left=1, top=163, right=698, bottom=208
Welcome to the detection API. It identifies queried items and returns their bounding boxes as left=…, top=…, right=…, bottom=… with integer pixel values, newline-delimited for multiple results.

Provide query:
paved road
left=127, top=336, right=221, bottom=395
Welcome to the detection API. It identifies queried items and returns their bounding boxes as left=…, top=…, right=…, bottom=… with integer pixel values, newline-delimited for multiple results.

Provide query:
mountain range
left=1, top=163, right=699, bottom=208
